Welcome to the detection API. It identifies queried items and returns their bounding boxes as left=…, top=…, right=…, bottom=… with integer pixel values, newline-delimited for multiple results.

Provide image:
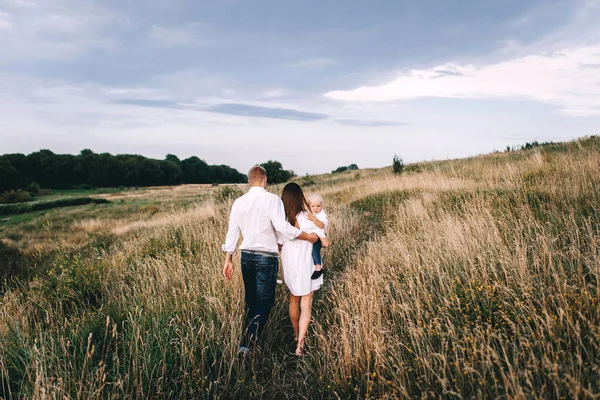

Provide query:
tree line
left=0, top=149, right=247, bottom=193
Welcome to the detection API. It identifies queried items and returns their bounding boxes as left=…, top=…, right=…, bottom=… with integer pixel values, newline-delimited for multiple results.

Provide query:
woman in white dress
left=279, top=183, right=329, bottom=356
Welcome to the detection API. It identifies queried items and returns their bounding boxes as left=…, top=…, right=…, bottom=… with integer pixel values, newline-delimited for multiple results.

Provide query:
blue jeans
left=312, top=238, right=322, bottom=265
left=240, top=250, right=279, bottom=349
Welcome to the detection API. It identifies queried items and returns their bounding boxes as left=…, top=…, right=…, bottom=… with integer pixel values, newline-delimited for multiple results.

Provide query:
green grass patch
left=350, top=190, right=414, bottom=233
left=0, top=197, right=111, bottom=216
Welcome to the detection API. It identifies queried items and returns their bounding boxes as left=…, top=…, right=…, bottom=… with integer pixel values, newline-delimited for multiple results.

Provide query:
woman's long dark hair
left=281, top=182, right=309, bottom=227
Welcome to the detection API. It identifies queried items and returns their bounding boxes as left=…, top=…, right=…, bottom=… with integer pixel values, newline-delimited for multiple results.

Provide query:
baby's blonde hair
left=307, top=193, right=324, bottom=206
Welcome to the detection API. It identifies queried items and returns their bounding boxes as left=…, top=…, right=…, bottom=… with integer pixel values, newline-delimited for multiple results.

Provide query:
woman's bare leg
left=289, top=294, right=301, bottom=341
left=296, top=291, right=314, bottom=354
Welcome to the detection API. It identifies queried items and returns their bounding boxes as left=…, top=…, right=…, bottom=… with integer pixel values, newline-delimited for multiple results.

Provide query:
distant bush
left=27, top=182, right=40, bottom=196
left=0, top=197, right=110, bottom=216
left=393, top=155, right=404, bottom=174
left=332, top=164, right=359, bottom=174
left=516, top=140, right=557, bottom=151
left=215, top=186, right=244, bottom=203
left=521, top=141, right=542, bottom=150
left=505, top=140, right=561, bottom=153
left=0, top=189, right=32, bottom=204
left=35, top=246, right=105, bottom=311
left=301, top=174, right=315, bottom=187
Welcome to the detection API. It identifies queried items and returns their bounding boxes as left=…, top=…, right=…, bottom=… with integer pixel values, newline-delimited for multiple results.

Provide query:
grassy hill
left=1, top=137, right=599, bottom=398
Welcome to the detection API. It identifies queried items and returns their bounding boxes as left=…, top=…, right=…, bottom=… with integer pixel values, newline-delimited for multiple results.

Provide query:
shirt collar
left=249, top=186, right=266, bottom=192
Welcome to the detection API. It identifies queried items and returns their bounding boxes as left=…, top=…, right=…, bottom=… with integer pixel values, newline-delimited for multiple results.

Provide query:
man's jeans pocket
left=255, top=257, right=278, bottom=303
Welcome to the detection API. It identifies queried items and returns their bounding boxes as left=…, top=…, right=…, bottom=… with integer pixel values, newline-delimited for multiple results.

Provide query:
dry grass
left=0, top=137, right=599, bottom=399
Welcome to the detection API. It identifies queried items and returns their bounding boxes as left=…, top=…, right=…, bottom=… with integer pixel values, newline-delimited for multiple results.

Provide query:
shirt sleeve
left=222, top=201, right=241, bottom=253
left=270, top=196, right=302, bottom=240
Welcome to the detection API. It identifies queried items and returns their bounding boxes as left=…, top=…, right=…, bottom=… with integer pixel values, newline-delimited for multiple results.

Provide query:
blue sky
left=1, top=0, right=599, bottom=174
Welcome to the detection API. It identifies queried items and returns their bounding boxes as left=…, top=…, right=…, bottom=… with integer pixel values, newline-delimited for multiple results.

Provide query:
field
left=1, top=138, right=599, bottom=399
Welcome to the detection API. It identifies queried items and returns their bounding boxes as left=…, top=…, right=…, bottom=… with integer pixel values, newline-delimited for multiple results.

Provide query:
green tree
left=159, top=160, right=183, bottom=185
left=1, top=149, right=246, bottom=191
left=393, top=155, right=404, bottom=175
left=260, top=160, right=294, bottom=184
left=181, top=157, right=216, bottom=184
left=165, top=154, right=181, bottom=164
left=0, top=160, right=23, bottom=192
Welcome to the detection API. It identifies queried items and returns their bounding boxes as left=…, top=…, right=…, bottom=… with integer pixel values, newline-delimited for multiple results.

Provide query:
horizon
left=0, top=135, right=588, bottom=177
left=1, top=0, right=599, bottom=175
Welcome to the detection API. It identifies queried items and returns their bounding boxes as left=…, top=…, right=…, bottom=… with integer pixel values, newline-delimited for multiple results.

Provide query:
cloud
left=286, top=57, right=336, bottom=69
left=0, top=10, right=13, bottom=30
left=111, top=99, right=183, bottom=109
left=335, top=119, right=409, bottom=127
left=148, top=24, right=208, bottom=46
left=0, top=0, right=117, bottom=61
left=109, top=98, right=329, bottom=121
left=206, top=103, right=329, bottom=121
left=262, top=89, right=291, bottom=99
left=325, top=45, right=600, bottom=116
left=102, top=87, right=158, bottom=96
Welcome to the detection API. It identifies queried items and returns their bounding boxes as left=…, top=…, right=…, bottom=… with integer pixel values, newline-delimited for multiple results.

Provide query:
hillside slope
left=1, top=136, right=599, bottom=398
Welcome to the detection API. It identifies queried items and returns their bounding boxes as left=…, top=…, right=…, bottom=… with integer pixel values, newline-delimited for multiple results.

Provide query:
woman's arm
left=271, top=198, right=317, bottom=243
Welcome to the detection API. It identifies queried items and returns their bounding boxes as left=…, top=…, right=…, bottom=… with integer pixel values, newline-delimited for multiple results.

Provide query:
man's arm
left=270, top=197, right=318, bottom=243
left=222, top=203, right=240, bottom=280
left=223, top=252, right=234, bottom=280
left=297, top=231, right=319, bottom=243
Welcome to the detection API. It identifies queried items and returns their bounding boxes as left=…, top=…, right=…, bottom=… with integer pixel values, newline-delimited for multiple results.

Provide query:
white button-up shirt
left=222, top=186, right=302, bottom=254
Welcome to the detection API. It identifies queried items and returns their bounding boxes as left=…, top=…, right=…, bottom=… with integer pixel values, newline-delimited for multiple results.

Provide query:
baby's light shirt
left=305, top=210, right=328, bottom=238
left=315, top=210, right=328, bottom=229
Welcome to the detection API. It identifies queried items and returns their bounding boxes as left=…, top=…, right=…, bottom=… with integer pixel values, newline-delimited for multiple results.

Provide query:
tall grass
left=1, top=137, right=599, bottom=398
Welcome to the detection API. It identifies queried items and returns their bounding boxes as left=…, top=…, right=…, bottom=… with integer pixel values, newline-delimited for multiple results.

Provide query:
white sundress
left=280, top=212, right=323, bottom=296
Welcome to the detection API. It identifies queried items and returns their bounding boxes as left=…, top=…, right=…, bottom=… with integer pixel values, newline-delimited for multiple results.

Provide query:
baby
left=306, top=193, right=329, bottom=279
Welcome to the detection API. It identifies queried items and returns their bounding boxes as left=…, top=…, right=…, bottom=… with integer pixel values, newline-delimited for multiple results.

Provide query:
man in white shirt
left=222, top=165, right=318, bottom=355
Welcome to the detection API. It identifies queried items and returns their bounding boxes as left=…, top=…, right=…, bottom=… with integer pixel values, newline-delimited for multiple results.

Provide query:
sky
left=0, top=0, right=599, bottom=175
